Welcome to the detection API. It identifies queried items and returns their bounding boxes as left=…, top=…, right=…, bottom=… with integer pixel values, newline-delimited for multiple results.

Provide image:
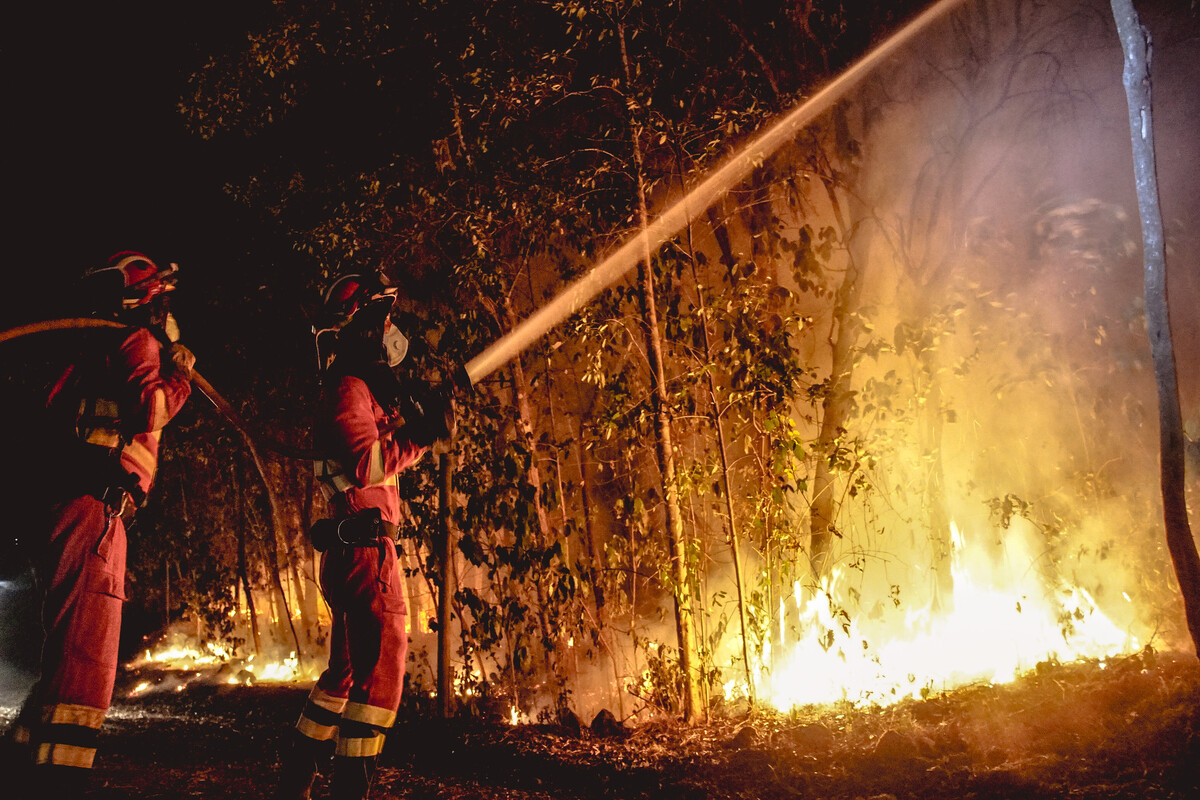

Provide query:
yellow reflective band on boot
left=295, top=686, right=349, bottom=741
left=297, top=716, right=339, bottom=742
left=308, top=686, right=350, bottom=714
left=36, top=742, right=97, bottom=769
left=43, top=703, right=107, bottom=730
left=335, top=732, right=385, bottom=758
left=343, top=701, right=396, bottom=729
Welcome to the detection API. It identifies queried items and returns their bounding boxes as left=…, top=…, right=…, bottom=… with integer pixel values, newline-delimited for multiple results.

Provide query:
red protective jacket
left=295, top=370, right=428, bottom=768
left=314, top=373, right=425, bottom=524
left=47, top=326, right=192, bottom=496
left=13, top=323, right=192, bottom=780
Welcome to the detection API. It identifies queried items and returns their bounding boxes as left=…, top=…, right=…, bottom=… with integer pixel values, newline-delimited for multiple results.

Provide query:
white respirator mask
left=164, top=312, right=181, bottom=343
left=383, top=323, right=409, bottom=367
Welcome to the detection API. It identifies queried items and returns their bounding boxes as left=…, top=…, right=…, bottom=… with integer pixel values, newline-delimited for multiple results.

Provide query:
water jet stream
left=465, top=0, right=971, bottom=386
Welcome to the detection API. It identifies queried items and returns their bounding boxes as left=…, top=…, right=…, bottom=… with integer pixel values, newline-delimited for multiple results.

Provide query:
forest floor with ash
left=8, top=648, right=1200, bottom=799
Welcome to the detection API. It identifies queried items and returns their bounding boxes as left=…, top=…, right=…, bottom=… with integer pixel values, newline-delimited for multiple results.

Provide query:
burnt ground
left=6, top=649, right=1200, bottom=799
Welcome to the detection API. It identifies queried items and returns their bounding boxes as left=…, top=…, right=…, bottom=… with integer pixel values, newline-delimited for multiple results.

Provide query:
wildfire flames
left=735, top=521, right=1138, bottom=709
left=127, top=523, right=1142, bottom=717
left=127, top=642, right=312, bottom=697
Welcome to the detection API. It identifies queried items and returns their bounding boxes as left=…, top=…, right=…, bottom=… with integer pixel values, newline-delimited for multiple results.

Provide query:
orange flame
left=730, top=521, right=1139, bottom=709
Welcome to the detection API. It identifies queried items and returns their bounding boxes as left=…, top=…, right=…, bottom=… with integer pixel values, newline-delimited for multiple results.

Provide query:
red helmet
left=313, top=272, right=399, bottom=371
left=85, top=251, right=179, bottom=309
left=318, top=273, right=397, bottom=331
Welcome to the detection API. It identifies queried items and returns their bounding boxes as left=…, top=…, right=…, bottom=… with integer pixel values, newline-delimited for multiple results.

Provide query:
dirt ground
left=5, top=648, right=1200, bottom=799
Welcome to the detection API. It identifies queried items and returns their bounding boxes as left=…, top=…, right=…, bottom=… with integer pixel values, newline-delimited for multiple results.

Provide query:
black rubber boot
left=273, top=733, right=332, bottom=800
left=1, top=737, right=33, bottom=800
left=332, top=755, right=378, bottom=800
left=28, top=764, right=90, bottom=798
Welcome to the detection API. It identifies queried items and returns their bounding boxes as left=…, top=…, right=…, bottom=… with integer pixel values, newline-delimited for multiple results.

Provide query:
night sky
left=5, top=2, right=1197, bottom=333
left=2, top=2, right=266, bottom=326
left=1, top=0, right=337, bottom=433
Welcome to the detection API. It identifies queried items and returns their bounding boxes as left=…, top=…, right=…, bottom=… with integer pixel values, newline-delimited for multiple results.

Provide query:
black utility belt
left=96, top=484, right=139, bottom=526
left=75, top=445, right=145, bottom=522
left=310, top=508, right=398, bottom=552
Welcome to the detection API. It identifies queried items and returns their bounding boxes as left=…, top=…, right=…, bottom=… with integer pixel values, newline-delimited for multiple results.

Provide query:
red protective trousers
left=295, top=536, right=408, bottom=758
left=14, top=495, right=127, bottom=772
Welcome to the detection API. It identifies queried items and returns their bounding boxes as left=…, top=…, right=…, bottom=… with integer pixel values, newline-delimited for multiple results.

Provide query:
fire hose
left=2, top=317, right=471, bottom=460
left=0, top=317, right=321, bottom=461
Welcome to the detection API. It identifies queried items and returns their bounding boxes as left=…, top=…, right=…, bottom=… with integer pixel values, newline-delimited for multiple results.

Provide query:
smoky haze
left=650, top=0, right=1199, bottom=708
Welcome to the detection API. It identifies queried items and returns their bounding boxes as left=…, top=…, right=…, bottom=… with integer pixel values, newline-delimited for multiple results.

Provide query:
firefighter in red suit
left=5, top=252, right=195, bottom=794
left=277, top=274, right=453, bottom=800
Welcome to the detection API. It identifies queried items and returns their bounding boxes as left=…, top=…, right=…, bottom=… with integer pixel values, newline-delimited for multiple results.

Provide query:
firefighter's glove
left=309, top=509, right=383, bottom=552
left=168, top=343, right=196, bottom=380
left=405, top=387, right=455, bottom=447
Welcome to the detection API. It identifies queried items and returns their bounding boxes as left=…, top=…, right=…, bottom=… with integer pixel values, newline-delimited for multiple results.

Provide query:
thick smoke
left=791, top=0, right=1198, bottom=672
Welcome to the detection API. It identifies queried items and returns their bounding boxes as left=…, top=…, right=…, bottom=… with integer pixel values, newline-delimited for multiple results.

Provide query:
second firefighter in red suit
left=278, top=274, right=453, bottom=800
left=6, top=252, right=195, bottom=795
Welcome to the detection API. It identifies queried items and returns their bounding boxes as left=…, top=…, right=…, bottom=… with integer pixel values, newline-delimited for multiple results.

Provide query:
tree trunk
left=292, top=460, right=320, bottom=651
left=570, top=410, right=626, bottom=716
left=506, top=343, right=559, bottom=670
left=437, top=451, right=457, bottom=717
left=237, top=470, right=262, bottom=655
left=916, top=350, right=956, bottom=611
left=484, top=291, right=560, bottom=674
left=543, top=356, right=588, bottom=687
left=570, top=412, right=604, bottom=616
left=1111, top=0, right=1200, bottom=655
left=163, top=558, right=170, bottom=628
left=685, top=224, right=755, bottom=703
left=809, top=122, right=874, bottom=581
left=300, top=467, right=323, bottom=649
left=246, top=443, right=303, bottom=659
left=288, top=559, right=311, bottom=646
left=619, top=22, right=702, bottom=722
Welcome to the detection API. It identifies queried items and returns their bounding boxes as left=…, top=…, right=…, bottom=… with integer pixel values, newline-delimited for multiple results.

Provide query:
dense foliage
left=125, top=0, right=1200, bottom=720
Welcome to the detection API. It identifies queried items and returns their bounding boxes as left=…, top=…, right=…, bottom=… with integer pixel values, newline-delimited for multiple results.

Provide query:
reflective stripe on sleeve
left=123, top=435, right=158, bottom=478
left=364, top=440, right=389, bottom=487
left=150, top=387, right=169, bottom=431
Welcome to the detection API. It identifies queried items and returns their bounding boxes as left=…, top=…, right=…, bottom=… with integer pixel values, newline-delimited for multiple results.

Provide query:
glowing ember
left=740, top=522, right=1139, bottom=709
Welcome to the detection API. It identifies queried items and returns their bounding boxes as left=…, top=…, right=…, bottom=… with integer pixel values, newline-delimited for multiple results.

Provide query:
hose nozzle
left=451, top=362, right=474, bottom=393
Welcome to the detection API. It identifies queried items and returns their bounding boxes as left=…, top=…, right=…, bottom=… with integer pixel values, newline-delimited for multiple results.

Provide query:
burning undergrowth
left=118, top=629, right=313, bottom=700
left=64, top=647, right=1199, bottom=799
